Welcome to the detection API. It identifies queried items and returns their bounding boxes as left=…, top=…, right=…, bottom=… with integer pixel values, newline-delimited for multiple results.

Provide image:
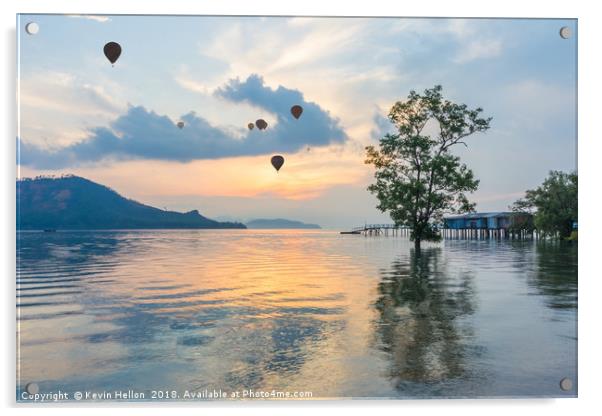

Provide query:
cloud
left=215, top=74, right=344, bottom=133
left=182, top=18, right=505, bottom=153
left=453, top=38, right=502, bottom=64
left=19, top=71, right=126, bottom=148
left=18, top=75, right=348, bottom=169
left=370, top=108, right=396, bottom=141
left=67, top=15, right=111, bottom=23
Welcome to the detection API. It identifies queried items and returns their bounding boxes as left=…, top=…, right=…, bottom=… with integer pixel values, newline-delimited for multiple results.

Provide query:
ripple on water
left=16, top=230, right=577, bottom=399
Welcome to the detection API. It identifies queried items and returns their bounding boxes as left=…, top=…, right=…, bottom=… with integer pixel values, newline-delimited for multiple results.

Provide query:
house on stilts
left=442, top=212, right=534, bottom=239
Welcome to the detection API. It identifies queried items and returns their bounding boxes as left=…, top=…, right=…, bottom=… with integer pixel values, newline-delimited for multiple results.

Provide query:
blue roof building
left=443, top=212, right=533, bottom=230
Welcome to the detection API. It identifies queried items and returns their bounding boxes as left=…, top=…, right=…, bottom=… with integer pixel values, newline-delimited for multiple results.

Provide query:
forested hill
left=17, top=175, right=246, bottom=230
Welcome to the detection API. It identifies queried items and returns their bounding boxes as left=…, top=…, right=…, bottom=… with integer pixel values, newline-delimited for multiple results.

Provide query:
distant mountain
left=245, top=218, right=321, bottom=229
left=213, top=215, right=244, bottom=224
left=17, top=175, right=246, bottom=230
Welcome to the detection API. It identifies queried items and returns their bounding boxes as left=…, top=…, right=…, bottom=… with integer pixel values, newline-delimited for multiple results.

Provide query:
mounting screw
left=559, top=26, right=571, bottom=39
left=25, top=22, right=39, bottom=35
left=25, top=382, right=39, bottom=394
left=559, top=377, right=573, bottom=391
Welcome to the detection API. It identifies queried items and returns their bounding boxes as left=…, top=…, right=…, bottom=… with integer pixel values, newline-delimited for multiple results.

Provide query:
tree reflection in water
left=530, top=241, right=578, bottom=310
left=374, top=248, right=477, bottom=390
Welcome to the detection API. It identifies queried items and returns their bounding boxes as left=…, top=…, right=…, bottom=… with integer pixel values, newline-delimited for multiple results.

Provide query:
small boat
left=340, top=230, right=361, bottom=235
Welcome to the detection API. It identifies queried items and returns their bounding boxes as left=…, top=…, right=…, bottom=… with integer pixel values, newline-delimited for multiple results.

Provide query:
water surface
left=16, top=230, right=577, bottom=400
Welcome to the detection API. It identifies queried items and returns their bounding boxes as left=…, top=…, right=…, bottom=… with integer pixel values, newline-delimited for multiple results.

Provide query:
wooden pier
left=341, top=224, right=411, bottom=237
left=341, top=224, right=541, bottom=239
left=342, top=213, right=541, bottom=240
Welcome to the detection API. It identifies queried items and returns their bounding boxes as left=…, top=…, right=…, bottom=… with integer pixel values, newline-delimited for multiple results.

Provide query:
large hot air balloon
left=290, top=105, right=303, bottom=119
left=177, top=121, right=184, bottom=129
left=271, top=155, right=284, bottom=172
left=256, top=119, right=268, bottom=130
left=103, top=42, right=122, bottom=65
left=248, top=123, right=254, bottom=130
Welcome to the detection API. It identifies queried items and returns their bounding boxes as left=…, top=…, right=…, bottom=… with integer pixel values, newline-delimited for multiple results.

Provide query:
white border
left=2, top=1, right=601, bottom=415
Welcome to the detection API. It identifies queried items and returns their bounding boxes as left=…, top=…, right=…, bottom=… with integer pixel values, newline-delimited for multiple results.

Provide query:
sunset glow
left=17, top=15, right=576, bottom=227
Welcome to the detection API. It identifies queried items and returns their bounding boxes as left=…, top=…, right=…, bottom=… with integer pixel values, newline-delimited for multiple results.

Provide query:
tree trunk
left=414, top=237, right=421, bottom=253
left=562, top=221, right=573, bottom=239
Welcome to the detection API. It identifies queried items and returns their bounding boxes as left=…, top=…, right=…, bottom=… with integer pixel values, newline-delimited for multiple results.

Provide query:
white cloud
left=67, top=15, right=111, bottom=23
left=191, top=17, right=508, bottom=152
left=446, top=19, right=477, bottom=39
left=454, top=38, right=502, bottom=63
left=266, top=20, right=370, bottom=73
left=19, top=71, right=125, bottom=147
left=193, top=18, right=410, bottom=149
left=197, top=18, right=378, bottom=86
left=174, top=74, right=212, bottom=95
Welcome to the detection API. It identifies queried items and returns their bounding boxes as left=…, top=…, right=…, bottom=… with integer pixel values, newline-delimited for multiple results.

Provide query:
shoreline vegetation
left=365, top=86, right=577, bottom=247
left=510, top=170, right=578, bottom=241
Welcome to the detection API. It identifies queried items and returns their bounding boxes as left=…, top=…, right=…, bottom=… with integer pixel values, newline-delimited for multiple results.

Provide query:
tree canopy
left=511, top=170, right=577, bottom=239
left=365, top=85, right=491, bottom=250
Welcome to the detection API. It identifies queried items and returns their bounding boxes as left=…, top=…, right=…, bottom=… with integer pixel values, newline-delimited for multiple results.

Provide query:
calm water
left=16, top=230, right=577, bottom=400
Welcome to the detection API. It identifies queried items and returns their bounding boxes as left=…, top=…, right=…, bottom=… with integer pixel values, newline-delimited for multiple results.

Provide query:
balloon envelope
left=256, top=119, right=268, bottom=130
left=291, top=105, right=303, bottom=119
left=271, top=155, right=285, bottom=172
left=103, top=42, right=122, bottom=64
left=248, top=123, right=254, bottom=130
left=177, top=121, right=184, bottom=129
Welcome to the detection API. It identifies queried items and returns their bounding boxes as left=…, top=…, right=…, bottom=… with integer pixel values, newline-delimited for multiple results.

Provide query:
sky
left=17, top=15, right=577, bottom=228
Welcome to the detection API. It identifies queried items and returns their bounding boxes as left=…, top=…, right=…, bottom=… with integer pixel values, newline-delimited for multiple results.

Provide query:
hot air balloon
left=271, top=155, right=284, bottom=172
left=177, top=121, right=184, bottom=129
left=103, top=42, right=122, bottom=65
left=248, top=123, right=254, bottom=130
left=256, top=119, right=268, bottom=130
left=290, top=105, right=303, bottom=119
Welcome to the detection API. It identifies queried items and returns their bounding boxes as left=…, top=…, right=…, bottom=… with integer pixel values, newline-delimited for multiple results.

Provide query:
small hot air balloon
left=103, top=42, right=122, bottom=65
left=177, top=121, right=184, bottom=129
left=271, top=155, right=284, bottom=172
left=291, top=105, right=303, bottom=119
left=248, top=123, right=254, bottom=130
left=256, top=119, right=268, bottom=130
